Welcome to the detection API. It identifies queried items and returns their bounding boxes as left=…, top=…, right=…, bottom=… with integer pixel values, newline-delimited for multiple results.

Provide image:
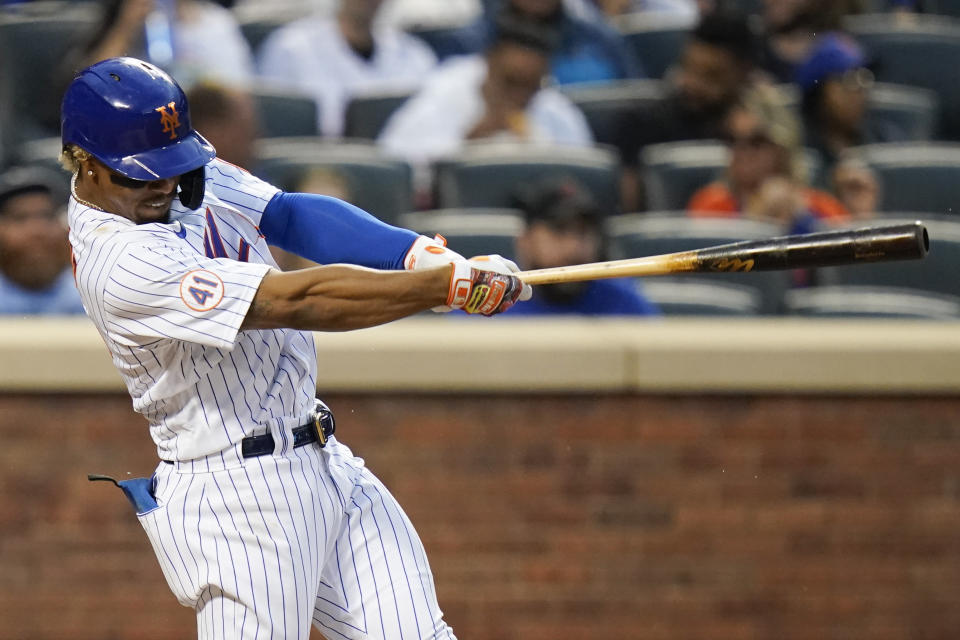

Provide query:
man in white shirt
left=377, top=15, right=593, bottom=175
left=69, top=0, right=256, bottom=89
left=257, top=0, right=438, bottom=137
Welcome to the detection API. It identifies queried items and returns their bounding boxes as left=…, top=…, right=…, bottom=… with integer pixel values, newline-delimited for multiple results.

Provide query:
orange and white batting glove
left=404, top=234, right=468, bottom=312
left=446, top=255, right=531, bottom=316
left=467, top=255, right=532, bottom=302
left=403, top=234, right=465, bottom=271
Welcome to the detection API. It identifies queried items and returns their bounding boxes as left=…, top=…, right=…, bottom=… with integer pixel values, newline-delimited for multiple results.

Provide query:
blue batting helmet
left=61, top=57, right=215, bottom=181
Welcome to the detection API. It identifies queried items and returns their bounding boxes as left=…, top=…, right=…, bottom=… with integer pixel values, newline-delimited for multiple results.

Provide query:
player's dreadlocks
left=59, top=144, right=91, bottom=175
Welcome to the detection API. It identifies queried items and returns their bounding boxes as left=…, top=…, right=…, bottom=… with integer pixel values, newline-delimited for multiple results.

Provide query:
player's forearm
left=242, top=264, right=450, bottom=332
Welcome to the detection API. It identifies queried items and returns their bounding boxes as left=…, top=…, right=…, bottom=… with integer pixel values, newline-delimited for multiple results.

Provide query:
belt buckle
left=314, top=409, right=336, bottom=447
left=313, top=414, right=328, bottom=447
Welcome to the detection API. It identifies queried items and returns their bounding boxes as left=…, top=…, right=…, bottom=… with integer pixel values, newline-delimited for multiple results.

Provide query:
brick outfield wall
left=1, top=393, right=958, bottom=640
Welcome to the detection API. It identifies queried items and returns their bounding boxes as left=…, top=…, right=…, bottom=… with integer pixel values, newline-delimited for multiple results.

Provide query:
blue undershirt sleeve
left=259, top=191, right=418, bottom=270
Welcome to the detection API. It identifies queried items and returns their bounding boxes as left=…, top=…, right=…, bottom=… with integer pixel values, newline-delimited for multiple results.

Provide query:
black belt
left=163, top=409, right=335, bottom=464
left=242, top=409, right=336, bottom=458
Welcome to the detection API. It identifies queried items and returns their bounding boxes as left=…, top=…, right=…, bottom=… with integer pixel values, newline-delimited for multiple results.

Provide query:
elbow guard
left=178, top=167, right=206, bottom=210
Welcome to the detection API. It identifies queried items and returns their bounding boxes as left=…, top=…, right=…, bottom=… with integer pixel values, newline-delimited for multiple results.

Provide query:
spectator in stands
left=688, top=85, right=849, bottom=234
left=797, top=32, right=907, bottom=173
left=187, top=82, right=259, bottom=170
left=442, top=0, right=642, bottom=84
left=508, top=177, right=659, bottom=315
left=0, top=167, right=84, bottom=315
left=617, top=9, right=756, bottom=153
left=615, top=9, right=756, bottom=207
left=257, top=0, right=437, bottom=138
left=378, top=14, right=593, bottom=190
left=757, top=0, right=864, bottom=83
left=66, top=0, right=255, bottom=88
left=830, top=157, right=880, bottom=219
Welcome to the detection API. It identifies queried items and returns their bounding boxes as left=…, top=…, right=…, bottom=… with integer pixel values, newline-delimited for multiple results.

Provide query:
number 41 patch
left=179, top=269, right=225, bottom=312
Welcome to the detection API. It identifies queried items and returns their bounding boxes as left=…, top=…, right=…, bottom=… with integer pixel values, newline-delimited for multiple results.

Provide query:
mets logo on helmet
left=155, top=102, right=181, bottom=140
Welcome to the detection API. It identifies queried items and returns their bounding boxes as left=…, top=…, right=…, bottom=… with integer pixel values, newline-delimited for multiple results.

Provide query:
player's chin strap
left=178, top=167, right=206, bottom=209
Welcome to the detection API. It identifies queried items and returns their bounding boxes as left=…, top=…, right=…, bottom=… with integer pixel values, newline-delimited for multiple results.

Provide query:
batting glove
left=446, top=256, right=529, bottom=316
left=403, top=234, right=465, bottom=270
left=466, top=255, right=532, bottom=303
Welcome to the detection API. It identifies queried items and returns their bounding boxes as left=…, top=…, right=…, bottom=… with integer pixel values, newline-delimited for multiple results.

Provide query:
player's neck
left=71, top=173, right=107, bottom=213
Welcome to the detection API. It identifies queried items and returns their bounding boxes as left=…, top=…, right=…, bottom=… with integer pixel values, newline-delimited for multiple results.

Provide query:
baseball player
left=63, top=57, right=530, bottom=640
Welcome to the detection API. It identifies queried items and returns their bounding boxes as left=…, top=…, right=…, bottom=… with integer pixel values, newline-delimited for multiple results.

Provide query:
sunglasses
left=838, top=67, right=875, bottom=91
left=108, top=171, right=152, bottom=189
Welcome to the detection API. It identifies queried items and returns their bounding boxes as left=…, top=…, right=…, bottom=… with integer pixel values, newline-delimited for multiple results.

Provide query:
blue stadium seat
left=396, top=208, right=524, bottom=260
left=846, top=14, right=960, bottom=139
left=817, top=213, right=960, bottom=298
left=559, top=79, right=667, bottom=148
left=605, top=212, right=792, bottom=314
left=612, top=12, right=696, bottom=79
left=434, top=143, right=622, bottom=214
left=0, top=9, right=97, bottom=147
left=406, top=24, right=468, bottom=60
left=253, top=138, right=414, bottom=224
left=784, top=285, right=960, bottom=319
left=638, top=278, right=763, bottom=316
left=917, top=0, right=960, bottom=19
left=238, top=19, right=286, bottom=55
left=343, top=90, right=413, bottom=140
left=10, top=137, right=70, bottom=195
left=235, top=7, right=309, bottom=55
left=866, top=83, right=941, bottom=141
left=851, top=143, right=960, bottom=213
left=250, top=88, right=319, bottom=138
left=640, top=141, right=728, bottom=211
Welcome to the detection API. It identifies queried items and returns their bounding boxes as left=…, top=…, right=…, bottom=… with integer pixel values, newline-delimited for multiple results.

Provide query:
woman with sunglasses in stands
left=797, top=32, right=909, bottom=174
left=686, top=83, right=849, bottom=236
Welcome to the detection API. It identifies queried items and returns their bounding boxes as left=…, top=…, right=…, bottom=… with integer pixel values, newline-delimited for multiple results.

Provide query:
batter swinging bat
left=516, top=222, right=929, bottom=285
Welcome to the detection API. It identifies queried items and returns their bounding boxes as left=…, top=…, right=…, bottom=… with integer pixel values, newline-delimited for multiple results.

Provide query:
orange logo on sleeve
left=155, top=102, right=182, bottom=140
left=179, top=269, right=225, bottom=312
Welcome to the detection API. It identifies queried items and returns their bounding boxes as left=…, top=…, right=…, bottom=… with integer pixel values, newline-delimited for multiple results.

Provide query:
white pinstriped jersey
left=68, top=159, right=317, bottom=462
left=72, top=157, right=457, bottom=639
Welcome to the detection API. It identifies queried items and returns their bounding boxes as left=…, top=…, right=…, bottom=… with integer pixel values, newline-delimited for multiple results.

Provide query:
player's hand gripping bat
left=516, top=222, right=929, bottom=285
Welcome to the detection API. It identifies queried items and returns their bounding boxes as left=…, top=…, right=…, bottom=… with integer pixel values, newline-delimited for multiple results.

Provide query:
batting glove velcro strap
left=446, top=260, right=526, bottom=316
left=404, top=234, right=465, bottom=270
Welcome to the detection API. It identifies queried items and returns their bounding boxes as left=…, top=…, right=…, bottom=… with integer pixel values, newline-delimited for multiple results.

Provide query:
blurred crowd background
left=2, top=0, right=960, bottom=319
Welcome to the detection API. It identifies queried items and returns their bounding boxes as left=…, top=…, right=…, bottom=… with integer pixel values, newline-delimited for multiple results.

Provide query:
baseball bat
left=516, top=222, right=929, bottom=285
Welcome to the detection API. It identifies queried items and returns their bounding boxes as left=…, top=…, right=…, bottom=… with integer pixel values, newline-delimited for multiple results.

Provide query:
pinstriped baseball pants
left=137, top=437, right=456, bottom=640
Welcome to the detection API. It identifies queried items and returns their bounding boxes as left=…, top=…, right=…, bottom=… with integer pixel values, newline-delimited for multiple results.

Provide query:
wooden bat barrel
left=695, top=222, right=929, bottom=273
left=517, top=222, right=929, bottom=285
